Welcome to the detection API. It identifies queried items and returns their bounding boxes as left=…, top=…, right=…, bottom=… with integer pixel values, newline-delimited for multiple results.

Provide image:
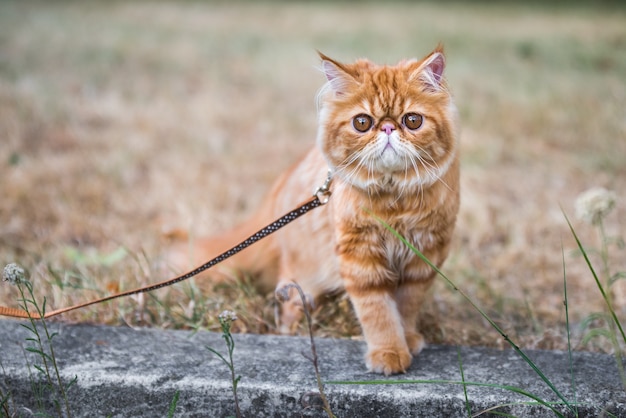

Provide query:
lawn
left=0, top=0, right=625, bottom=352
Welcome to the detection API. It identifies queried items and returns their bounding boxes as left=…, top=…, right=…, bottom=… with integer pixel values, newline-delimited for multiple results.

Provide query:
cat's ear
left=409, top=46, right=446, bottom=92
left=318, top=52, right=358, bottom=96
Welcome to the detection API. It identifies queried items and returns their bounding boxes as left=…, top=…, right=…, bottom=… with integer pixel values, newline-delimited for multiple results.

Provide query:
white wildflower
left=3, top=263, right=26, bottom=285
left=218, top=310, right=238, bottom=323
left=575, top=187, right=617, bottom=225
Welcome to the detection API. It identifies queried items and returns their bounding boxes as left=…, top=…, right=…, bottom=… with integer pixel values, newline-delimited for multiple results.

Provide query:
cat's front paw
left=405, top=331, right=426, bottom=355
left=366, top=347, right=412, bottom=375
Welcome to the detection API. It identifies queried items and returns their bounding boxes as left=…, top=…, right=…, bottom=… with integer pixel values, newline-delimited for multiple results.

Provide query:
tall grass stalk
left=562, top=243, right=578, bottom=417
left=370, top=215, right=576, bottom=414
left=277, top=283, right=336, bottom=418
left=563, top=212, right=626, bottom=390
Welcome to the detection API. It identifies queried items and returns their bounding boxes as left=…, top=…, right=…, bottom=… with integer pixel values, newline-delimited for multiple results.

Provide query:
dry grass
left=1, top=1, right=625, bottom=351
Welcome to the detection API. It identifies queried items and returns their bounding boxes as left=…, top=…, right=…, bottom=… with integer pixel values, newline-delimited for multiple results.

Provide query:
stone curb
left=1, top=320, right=624, bottom=417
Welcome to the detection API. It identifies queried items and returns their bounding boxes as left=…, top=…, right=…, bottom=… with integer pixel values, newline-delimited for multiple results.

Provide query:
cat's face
left=317, top=47, right=458, bottom=193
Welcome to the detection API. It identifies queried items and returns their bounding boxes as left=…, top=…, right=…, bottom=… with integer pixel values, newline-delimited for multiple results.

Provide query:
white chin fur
left=374, top=132, right=406, bottom=171
left=339, top=147, right=455, bottom=193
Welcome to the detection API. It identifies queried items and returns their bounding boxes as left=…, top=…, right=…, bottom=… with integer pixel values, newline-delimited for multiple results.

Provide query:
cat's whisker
left=336, top=149, right=367, bottom=185
left=412, top=146, right=440, bottom=172
left=363, top=147, right=378, bottom=202
left=399, top=144, right=429, bottom=189
left=404, top=145, right=453, bottom=192
left=393, top=154, right=414, bottom=204
left=400, top=158, right=410, bottom=196
left=407, top=154, right=426, bottom=210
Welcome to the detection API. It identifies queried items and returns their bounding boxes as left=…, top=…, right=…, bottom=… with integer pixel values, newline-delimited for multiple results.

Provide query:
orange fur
left=169, top=46, right=460, bottom=375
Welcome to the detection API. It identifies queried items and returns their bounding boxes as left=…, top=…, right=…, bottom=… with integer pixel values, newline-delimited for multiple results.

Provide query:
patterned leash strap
left=0, top=173, right=332, bottom=320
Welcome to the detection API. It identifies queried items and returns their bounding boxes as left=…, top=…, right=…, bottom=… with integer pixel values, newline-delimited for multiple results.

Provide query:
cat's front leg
left=336, top=222, right=412, bottom=374
left=345, top=282, right=413, bottom=375
left=394, top=278, right=434, bottom=354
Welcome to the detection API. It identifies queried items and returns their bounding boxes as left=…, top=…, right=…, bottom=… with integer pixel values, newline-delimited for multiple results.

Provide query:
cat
left=169, top=45, right=460, bottom=375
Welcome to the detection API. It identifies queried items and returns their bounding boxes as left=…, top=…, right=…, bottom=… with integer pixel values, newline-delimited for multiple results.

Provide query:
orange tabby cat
left=171, top=45, right=460, bottom=375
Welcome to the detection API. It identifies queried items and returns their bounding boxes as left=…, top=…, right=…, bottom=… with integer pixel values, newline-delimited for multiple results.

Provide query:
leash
left=0, top=172, right=333, bottom=320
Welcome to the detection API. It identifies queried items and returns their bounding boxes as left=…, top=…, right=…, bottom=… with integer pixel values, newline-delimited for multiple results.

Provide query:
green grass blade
left=25, top=348, right=52, bottom=362
left=167, top=390, right=180, bottom=418
left=205, top=346, right=231, bottom=368
left=1, top=391, right=11, bottom=407
left=609, top=271, right=626, bottom=286
left=457, top=348, right=472, bottom=417
left=562, top=243, right=578, bottom=417
left=67, top=375, right=78, bottom=391
left=33, top=364, right=46, bottom=375
left=20, top=323, right=36, bottom=334
left=581, top=328, right=614, bottom=346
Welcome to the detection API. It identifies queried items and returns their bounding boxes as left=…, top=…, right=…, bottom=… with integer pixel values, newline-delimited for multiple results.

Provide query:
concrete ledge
left=1, top=320, right=624, bottom=417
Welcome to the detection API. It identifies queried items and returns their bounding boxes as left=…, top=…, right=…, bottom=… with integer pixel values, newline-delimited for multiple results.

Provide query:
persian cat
left=172, top=45, right=459, bottom=375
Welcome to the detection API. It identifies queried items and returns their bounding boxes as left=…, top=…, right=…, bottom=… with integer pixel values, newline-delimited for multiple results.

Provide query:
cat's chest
left=381, top=223, right=433, bottom=264
left=336, top=210, right=434, bottom=256
left=377, top=216, right=434, bottom=257
left=331, top=215, right=434, bottom=282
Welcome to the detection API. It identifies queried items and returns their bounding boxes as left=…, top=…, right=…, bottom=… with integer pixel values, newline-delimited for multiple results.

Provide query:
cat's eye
left=402, top=113, right=423, bottom=130
left=352, top=114, right=373, bottom=132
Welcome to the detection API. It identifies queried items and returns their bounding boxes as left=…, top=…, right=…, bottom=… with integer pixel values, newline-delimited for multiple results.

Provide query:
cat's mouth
left=377, top=136, right=405, bottom=170
left=383, top=140, right=396, bottom=153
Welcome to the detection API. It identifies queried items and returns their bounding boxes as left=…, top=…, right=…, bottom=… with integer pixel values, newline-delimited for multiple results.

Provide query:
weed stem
left=291, top=283, right=336, bottom=418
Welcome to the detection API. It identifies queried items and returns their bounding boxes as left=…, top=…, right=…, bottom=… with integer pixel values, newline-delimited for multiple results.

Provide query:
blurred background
left=0, top=0, right=625, bottom=351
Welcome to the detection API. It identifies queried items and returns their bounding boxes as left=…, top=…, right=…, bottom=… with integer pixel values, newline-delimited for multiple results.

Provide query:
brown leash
left=0, top=173, right=332, bottom=320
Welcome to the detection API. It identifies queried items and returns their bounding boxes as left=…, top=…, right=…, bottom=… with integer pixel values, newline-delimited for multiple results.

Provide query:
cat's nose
left=381, top=122, right=396, bottom=136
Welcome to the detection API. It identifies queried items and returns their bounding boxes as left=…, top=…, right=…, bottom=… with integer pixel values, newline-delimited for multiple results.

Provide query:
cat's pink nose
left=381, top=122, right=395, bottom=136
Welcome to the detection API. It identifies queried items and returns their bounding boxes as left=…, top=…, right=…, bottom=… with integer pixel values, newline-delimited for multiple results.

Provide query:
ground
left=0, top=1, right=625, bottom=352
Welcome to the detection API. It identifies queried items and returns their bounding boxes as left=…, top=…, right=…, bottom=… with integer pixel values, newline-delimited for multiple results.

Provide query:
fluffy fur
left=170, top=46, right=460, bottom=375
